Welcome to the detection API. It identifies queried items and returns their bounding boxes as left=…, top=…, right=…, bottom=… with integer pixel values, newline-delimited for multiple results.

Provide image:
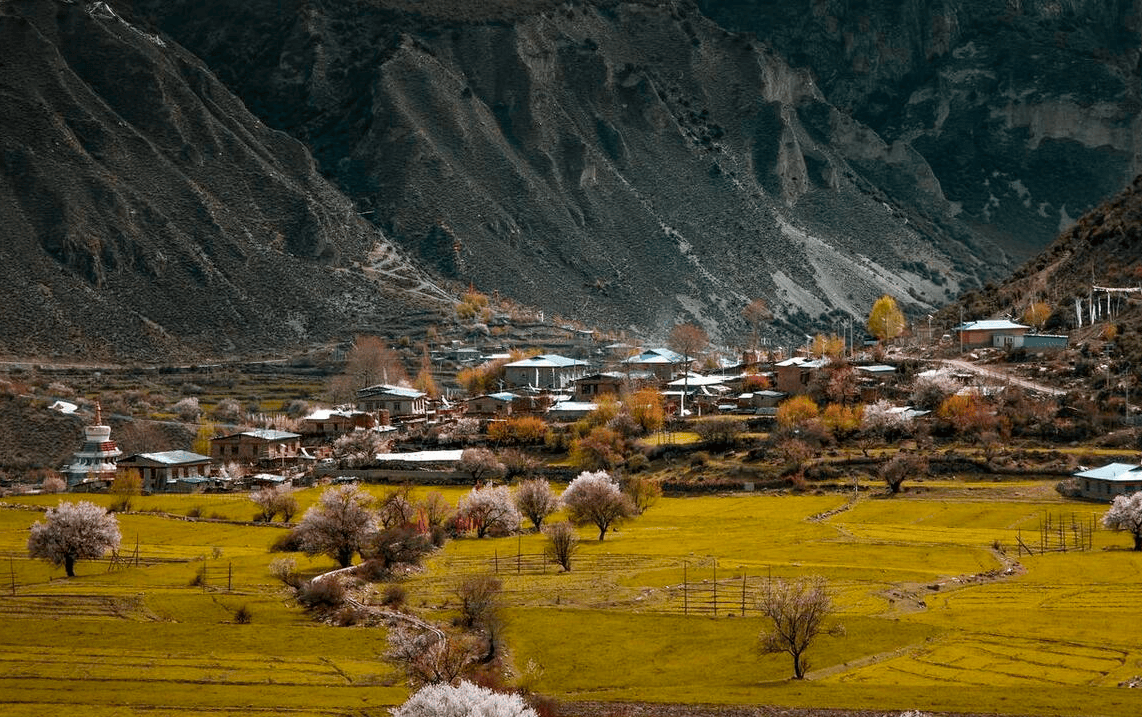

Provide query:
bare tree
left=344, top=335, right=408, bottom=389
left=418, top=491, right=453, bottom=529
left=458, top=448, right=505, bottom=485
left=296, top=484, right=376, bottom=567
left=513, top=478, right=559, bottom=531
left=1103, top=492, right=1142, bottom=551
left=27, top=501, right=121, bottom=577
left=757, top=576, right=837, bottom=679
left=377, top=486, right=417, bottom=529
left=880, top=452, right=928, bottom=494
left=454, top=573, right=503, bottom=629
left=109, top=469, right=142, bottom=512
left=386, top=623, right=479, bottom=687
left=668, top=322, right=709, bottom=417
left=458, top=485, right=520, bottom=538
left=561, top=471, right=634, bottom=541
left=621, top=475, right=661, bottom=516
left=742, top=298, right=773, bottom=350
left=545, top=520, right=580, bottom=572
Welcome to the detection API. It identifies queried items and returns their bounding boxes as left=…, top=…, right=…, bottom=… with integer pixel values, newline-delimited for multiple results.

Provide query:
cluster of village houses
left=58, top=319, right=1135, bottom=502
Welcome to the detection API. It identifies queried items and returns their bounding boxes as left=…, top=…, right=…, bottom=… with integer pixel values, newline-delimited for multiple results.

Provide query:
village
left=26, top=298, right=1139, bottom=506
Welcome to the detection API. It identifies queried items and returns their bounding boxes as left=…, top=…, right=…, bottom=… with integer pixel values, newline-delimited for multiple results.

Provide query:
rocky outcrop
left=130, top=0, right=1014, bottom=345
left=0, top=0, right=448, bottom=361
left=699, top=0, right=1142, bottom=260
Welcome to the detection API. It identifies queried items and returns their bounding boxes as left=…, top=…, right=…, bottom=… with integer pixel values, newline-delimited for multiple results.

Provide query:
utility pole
left=959, top=306, right=964, bottom=354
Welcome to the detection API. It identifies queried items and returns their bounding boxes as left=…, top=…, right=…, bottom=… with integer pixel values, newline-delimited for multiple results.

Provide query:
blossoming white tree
left=390, top=679, right=537, bottom=717
left=560, top=470, right=633, bottom=541
left=296, top=484, right=376, bottom=567
left=458, top=485, right=520, bottom=538
left=1103, top=491, right=1142, bottom=551
left=27, top=501, right=121, bottom=577
left=250, top=484, right=298, bottom=522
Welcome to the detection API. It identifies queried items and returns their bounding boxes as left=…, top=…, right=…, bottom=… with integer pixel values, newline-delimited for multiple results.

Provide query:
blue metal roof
left=1075, top=463, right=1142, bottom=481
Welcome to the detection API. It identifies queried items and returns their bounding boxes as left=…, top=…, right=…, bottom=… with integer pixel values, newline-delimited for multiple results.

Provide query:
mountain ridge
left=3, top=0, right=1139, bottom=359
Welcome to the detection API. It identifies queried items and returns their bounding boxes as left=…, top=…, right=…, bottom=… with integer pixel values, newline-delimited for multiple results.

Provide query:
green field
left=1, top=483, right=1140, bottom=716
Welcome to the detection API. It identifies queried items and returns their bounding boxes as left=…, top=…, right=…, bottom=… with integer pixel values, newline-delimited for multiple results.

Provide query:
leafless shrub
left=269, top=558, right=301, bottom=588
left=233, top=604, right=252, bottom=624
left=544, top=521, right=579, bottom=572
left=386, top=623, right=479, bottom=687
left=454, top=573, right=502, bottom=630
left=296, top=576, right=347, bottom=611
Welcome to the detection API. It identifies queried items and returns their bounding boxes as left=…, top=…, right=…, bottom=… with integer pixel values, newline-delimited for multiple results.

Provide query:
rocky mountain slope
left=954, top=172, right=1142, bottom=332
left=127, top=0, right=1020, bottom=345
left=699, top=0, right=1141, bottom=262
left=4, top=0, right=1138, bottom=358
left=0, top=0, right=450, bottom=362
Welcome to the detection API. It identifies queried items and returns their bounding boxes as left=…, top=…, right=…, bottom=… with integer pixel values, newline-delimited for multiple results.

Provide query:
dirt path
left=936, top=359, right=1066, bottom=397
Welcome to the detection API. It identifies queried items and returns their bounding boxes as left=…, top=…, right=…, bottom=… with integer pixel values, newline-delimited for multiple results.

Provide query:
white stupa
left=65, top=403, right=122, bottom=489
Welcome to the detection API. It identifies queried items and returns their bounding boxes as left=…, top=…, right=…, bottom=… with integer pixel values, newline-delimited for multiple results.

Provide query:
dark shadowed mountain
left=131, top=0, right=1017, bottom=345
left=2, top=0, right=1138, bottom=358
left=953, top=173, right=1142, bottom=335
left=698, top=0, right=1141, bottom=261
left=0, top=0, right=449, bottom=362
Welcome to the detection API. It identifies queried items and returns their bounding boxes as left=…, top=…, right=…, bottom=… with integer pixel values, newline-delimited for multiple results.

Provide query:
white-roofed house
left=953, top=320, right=1030, bottom=350
left=117, top=450, right=213, bottom=494
left=503, top=354, right=590, bottom=390
left=356, top=384, right=428, bottom=418
left=466, top=392, right=517, bottom=417
left=1074, top=463, right=1142, bottom=501
left=299, top=408, right=376, bottom=437
left=622, top=348, right=687, bottom=380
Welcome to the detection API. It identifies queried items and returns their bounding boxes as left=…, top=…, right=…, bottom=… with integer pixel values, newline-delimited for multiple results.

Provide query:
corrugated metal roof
left=374, top=450, right=463, bottom=463
left=954, top=320, right=1030, bottom=331
left=239, top=429, right=301, bottom=441
left=505, top=354, right=588, bottom=368
left=358, top=384, right=426, bottom=399
left=623, top=348, right=685, bottom=364
left=1075, top=463, right=1142, bottom=481
left=129, top=450, right=212, bottom=465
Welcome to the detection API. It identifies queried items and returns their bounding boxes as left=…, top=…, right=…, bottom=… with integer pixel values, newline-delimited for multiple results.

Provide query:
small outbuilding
left=953, top=320, right=1030, bottom=350
left=1074, top=463, right=1142, bottom=501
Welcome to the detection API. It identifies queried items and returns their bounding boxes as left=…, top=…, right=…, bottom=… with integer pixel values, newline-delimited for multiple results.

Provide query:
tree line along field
left=0, top=483, right=1140, bottom=717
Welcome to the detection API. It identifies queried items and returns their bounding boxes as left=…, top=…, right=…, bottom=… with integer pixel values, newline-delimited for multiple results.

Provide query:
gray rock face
left=136, top=0, right=1028, bottom=345
left=7, top=0, right=1137, bottom=357
left=698, top=0, right=1142, bottom=260
left=0, top=0, right=446, bottom=360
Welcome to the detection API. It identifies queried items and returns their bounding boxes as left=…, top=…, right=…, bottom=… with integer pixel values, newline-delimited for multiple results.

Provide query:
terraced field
left=0, top=482, right=1139, bottom=716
